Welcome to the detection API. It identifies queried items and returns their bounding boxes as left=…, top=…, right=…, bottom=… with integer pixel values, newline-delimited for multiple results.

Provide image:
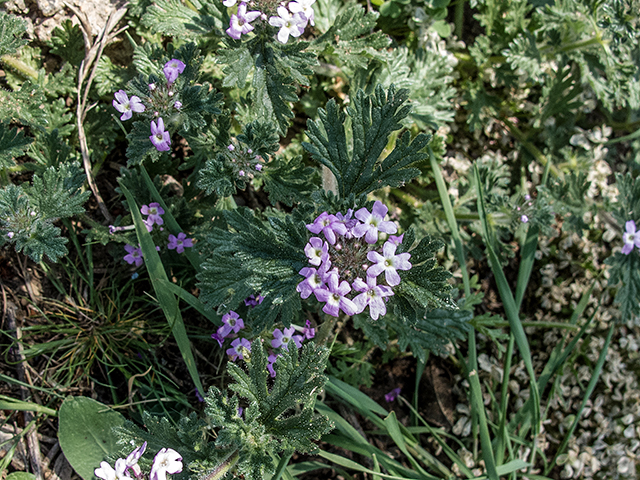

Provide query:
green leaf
left=6, top=473, right=37, bottom=480
left=313, top=4, right=390, bottom=70
left=204, top=340, right=332, bottom=480
left=28, top=163, right=90, bottom=219
left=48, top=20, right=85, bottom=66
left=0, top=12, right=27, bottom=56
left=0, top=121, right=32, bottom=169
left=141, top=0, right=223, bottom=37
left=121, top=183, right=204, bottom=395
left=58, top=397, right=126, bottom=480
left=197, top=207, right=310, bottom=331
left=303, top=84, right=431, bottom=198
left=262, top=155, right=319, bottom=206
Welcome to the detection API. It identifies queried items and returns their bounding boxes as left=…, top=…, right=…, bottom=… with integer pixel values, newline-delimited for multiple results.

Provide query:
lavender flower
left=306, top=212, right=347, bottom=245
left=226, top=338, right=251, bottom=360
left=352, top=275, right=394, bottom=320
left=272, top=327, right=303, bottom=350
left=267, top=353, right=278, bottom=377
left=173, top=101, right=182, bottom=109
left=622, top=220, right=640, bottom=255
left=301, top=319, right=315, bottom=339
left=314, top=272, right=358, bottom=317
left=221, top=311, right=244, bottom=335
left=288, top=0, right=315, bottom=26
left=223, top=0, right=237, bottom=6
left=141, top=203, right=164, bottom=227
left=211, top=331, right=225, bottom=348
left=268, top=6, right=306, bottom=44
left=167, top=232, right=193, bottom=254
left=163, top=59, right=186, bottom=85
left=367, top=241, right=411, bottom=286
left=304, top=237, right=329, bottom=266
left=150, top=117, right=171, bottom=152
left=385, top=387, right=401, bottom=402
left=7, top=232, right=14, bottom=239
left=113, top=90, right=145, bottom=121
left=226, top=2, right=261, bottom=39
left=353, top=201, right=398, bottom=244
left=124, top=245, right=143, bottom=267
left=520, top=215, right=529, bottom=223
left=150, top=448, right=182, bottom=480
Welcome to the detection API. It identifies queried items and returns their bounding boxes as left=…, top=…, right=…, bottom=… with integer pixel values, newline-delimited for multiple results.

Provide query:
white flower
left=288, top=0, right=315, bottom=26
left=150, top=448, right=183, bottom=480
left=95, top=459, right=132, bottom=480
left=268, top=6, right=306, bottom=43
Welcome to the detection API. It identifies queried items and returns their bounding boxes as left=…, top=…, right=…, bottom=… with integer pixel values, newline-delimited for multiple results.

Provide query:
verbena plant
left=1, top=0, right=639, bottom=479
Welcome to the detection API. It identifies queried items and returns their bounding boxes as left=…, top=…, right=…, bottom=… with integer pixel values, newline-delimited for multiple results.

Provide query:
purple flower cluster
left=112, top=59, right=186, bottom=153
left=622, top=220, right=640, bottom=255
left=297, top=201, right=411, bottom=320
left=225, top=141, right=266, bottom=179
left=223, top=0, right=315, bottom=44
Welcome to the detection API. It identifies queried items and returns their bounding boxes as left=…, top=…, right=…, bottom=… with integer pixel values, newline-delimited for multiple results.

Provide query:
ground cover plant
left=1, top=0, right=640, bottom=479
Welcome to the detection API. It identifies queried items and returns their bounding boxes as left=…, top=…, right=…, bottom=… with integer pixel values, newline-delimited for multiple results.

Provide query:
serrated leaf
left=142, top=0, right=222, bottom=37
left=0, top=12, right=27, bottom=57
left=48, top=19, right=85, bottom=66
left=303, top=84, right=431, bottom=198
left=0, top=121, right=32, bottom=169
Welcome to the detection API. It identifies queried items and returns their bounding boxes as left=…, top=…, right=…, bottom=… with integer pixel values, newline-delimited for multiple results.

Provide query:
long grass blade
left=120, top=183, right=204, bottom=395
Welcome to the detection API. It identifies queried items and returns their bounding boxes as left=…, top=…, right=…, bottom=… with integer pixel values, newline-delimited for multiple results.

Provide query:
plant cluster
left=1, top=1, right=640, bottom=480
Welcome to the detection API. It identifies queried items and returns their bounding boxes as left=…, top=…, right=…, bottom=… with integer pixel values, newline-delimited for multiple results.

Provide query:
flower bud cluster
left=226, top=142, right=265, bottom=179
left=95, top=442, right=183, bottom=480
left=297, top=201, right=412, bottom=320
left=224, top=0, right=315, bottom=44
left=112, top=59, right=187, bottom=153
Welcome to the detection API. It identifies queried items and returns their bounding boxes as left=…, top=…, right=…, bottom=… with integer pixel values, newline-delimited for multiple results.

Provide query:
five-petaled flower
left=167, top=232, right=193, bottom=254
left=353, top=201, right=398, bottom=244
left=268, top=6, right=306, bottom=44
left=622, top=220, right=640, bottom=255
left=304, top=236, right=329, bottom=266
left=150, top=117, right=171, bottom=152
left=226, top=2, right=261, bottom=39
left=288, top=0, right=316, bottom=26
left=124, top=244, right=143, bottom=267
left=352, top=275, right=393, bottom=320
left=150, top=448, right=183, bottom=480
left=272, top=327, right=303, bottom=351
left=113, top=90, right=145, bottom=121
left=314, top=272, right=358, bottom=317
left=367, top=241, right=412, bottom=287
left=163, top=59, right=186, bottom=85
left=227, top=338, right=251, bottom=360
left=141, top=203, right=164, bottom=227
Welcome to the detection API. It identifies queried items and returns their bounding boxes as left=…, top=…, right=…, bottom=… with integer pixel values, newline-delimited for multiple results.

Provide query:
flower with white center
left=272, top=327, right=303, bottom=350
left=352, top=275, right=393, bottom=320
left=622, top=220, right=640, bottom=255
left=226, top=338, right=251, bottom=360
left=113, top=90, right=145, bottom=121
left=353, top=201, right=398, bottom=244
left=305, top=237, right=329, bottom=266
left=367, top=240, right=411, bottom=286
left=288, top=0, right=315, bottom=26
left=226, top=2, right=261, bottom=39
left=150, top=448, right=183, bottom=480
left=268, top=6, right=306, bottom=44
left=313, top=272, right=358, bottom=317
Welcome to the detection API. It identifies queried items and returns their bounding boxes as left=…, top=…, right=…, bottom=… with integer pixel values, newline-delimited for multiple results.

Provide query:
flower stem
left=200, top=449, right=240, bottom=480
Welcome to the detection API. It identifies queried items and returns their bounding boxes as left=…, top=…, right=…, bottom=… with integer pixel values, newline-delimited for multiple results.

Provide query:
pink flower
left=141, top=203, right=164, bottom=227
left=226, top=2, right=261, bottom=39
left=304, top=237, right=329, bottom=266
left=314, top=272, right=358, bottom=317
left=352, top=275, right=394, bottom=320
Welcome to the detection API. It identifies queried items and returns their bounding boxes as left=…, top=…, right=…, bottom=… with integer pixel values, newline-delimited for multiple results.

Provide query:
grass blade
left=120, top=183, right=204, bottom=396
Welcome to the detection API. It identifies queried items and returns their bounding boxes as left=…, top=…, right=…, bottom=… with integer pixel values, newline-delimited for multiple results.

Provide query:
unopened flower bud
left=524, top=194, right=531, bottom=201
left=228, top=144, right=235, bottom=151
left=520, top=215, right=529, bottom=223
left=7, top=232, right=14, bottom=239
left=239, top=170, right=245, bottom=176
left=168, top=91, right=174, bottom=97
left=149, top=83, right=156, bottom=91
left=255, top=164, right=263, bottom=171
left=174, top=101, right=182, bottom=109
